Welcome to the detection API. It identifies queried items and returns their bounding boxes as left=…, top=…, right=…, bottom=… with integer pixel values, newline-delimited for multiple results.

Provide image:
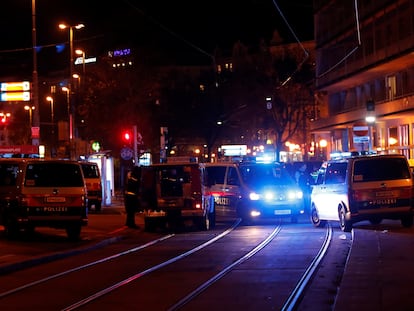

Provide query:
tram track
left=0, top=218, right=346, bottom=311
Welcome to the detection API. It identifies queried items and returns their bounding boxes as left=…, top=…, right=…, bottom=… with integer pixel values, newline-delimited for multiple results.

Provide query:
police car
left=205, top=160, right=305, bottom=223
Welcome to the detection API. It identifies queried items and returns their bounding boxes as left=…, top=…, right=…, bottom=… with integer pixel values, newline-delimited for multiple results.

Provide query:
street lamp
left=75, top=49, right=86, bottom=77
left=24, top=105, right=35, bottom=127
left=46, top=96, right=54, bottom=134
left=72, top=73, right=81, bottom=89
left=59, top=22, right=85, bottom=160
left=61, top=87, right=72, bottom=140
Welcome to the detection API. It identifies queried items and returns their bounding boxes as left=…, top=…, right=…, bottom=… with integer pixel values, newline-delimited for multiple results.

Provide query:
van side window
left=206, top=167, right=226, bottom=186
left=227, top=167, right=240, bottom=186
left=324, top=163, right=346, bottom=184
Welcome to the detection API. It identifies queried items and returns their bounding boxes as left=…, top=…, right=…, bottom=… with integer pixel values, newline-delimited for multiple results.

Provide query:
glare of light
left=59, top=23, right=85, bottom=30
left=389, top=137, right=398, bottom=145
left=264, top=192, right=274, bottom=200
left=319, top=139, right=328, bottom=148
left=249, top=192, right=260, bottom=200
left=287, top=190, right=303, bottom=200
left=365, top=115, right=376, bottom=123
left=250, top=211, right=261, bottom=217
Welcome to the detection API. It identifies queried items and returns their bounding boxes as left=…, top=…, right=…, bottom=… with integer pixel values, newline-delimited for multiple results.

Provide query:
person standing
left=295, top=163, right=311, bottom=214
left=124, top=166, right=141, bottom=228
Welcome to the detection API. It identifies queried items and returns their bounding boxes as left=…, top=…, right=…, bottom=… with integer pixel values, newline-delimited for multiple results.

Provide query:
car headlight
left=287, top=190, right=303, bottom=200
left=249, top=192, right=260, bottom=200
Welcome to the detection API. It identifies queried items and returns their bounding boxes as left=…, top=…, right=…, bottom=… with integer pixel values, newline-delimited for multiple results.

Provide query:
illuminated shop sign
left=108, top=48, right=131, bottom=57
left=1, top=81, right=30, bottom=92
left=74, top=56, right=97, bottom=65
left=0, top=91, right=31, bottom=102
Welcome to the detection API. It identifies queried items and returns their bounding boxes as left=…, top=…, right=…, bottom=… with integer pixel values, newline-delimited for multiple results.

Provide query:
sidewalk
left=334, top=228, right=414, bottom=311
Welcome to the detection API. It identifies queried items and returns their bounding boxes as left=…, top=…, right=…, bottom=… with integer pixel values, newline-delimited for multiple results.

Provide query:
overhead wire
left=271, top=0, right=310, bottom=87
left=315, top=0, right=362, bottom=78
left=122, top=0, right=214, bottom=62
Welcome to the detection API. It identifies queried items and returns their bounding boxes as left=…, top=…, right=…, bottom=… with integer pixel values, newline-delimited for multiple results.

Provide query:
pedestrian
left=295, top=163, right=311, bottom=214
left=124, top=166, right=141, bottom=228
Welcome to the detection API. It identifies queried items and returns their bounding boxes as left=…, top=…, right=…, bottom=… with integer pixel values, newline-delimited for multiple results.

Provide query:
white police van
left=310, top=152, right=414, bottom=231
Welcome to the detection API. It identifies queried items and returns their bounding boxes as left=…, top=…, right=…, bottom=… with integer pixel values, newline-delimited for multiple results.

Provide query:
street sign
left=120, top=147, right=133, bottom=160
left=353, top=122, right=369, bottom=136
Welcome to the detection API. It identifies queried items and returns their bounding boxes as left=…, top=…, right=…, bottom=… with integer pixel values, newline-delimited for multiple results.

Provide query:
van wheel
left=401, top=216, right=413, bottom=228
left=310, top=205, right=326, bottom=228
left=66, top=225, right=81, bottom=241
left=339, top=205, right=352, bottom=232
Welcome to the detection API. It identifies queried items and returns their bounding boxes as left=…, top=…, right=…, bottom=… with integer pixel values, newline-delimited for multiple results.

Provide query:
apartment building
left=312, top=0, right=414, bottom=161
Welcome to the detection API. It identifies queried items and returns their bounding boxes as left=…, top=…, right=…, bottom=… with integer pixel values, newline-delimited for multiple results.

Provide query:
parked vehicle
left=205, top=160, right=305, bottom=224
left=139, top=161, right=215, bottom=231
left=79, top=161, right=102, bottom=211
left=310, top=153, right=414, bottom=232
left=0, top=159, right=88, bottom=240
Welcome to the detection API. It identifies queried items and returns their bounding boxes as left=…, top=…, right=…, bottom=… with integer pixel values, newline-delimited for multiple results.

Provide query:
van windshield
left=353, top=157, right=411, bottom=182
left=81, top=163, right=100, bottom=178
left=240, top=164, right=295, bottom=186
left=25, top=163, right=84, bottom=187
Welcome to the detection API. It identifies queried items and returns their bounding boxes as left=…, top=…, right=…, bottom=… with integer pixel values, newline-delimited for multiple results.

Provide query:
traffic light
left=122, top=130, right=132, bottom=145
left=366, top=99, right=375, bottom=111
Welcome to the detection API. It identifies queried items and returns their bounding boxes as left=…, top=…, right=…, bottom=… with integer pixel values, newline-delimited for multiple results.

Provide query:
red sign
left=0, top=145, right=39, bottom=154
left=353, top=122, right=369, bottom=137
left=31, top=127, right=40, bottom=139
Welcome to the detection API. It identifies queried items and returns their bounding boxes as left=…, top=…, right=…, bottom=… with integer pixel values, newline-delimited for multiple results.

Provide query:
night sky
left=0, top=0, right=313, bottom=71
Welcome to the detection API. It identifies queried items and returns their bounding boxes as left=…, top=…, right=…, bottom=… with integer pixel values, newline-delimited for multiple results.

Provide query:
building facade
left=312, top=0, right=414, bottom=162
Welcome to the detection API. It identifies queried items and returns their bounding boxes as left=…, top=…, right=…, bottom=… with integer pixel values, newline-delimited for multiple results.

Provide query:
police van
left=79, top=161, right=102, bottom=211
left=310, top=153, right=414, bottom=231
left=205, top=160, right=305, bottom=223
left=0, top=159, right=88, bottom=240
left=139, top=160, right=215, bottom=231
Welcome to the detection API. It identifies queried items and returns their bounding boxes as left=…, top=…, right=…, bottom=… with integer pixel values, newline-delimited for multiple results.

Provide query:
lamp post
left=31, top=0, right=40, bottom=146
left=46, top=96, right=54, bottom=133
left=75, top=49, right=86, bottom=77
left=61, top=87, right=71, bottom=141
left=59, top=23, right=84, bottom=160
left=24, top=105, right=35, bottom=128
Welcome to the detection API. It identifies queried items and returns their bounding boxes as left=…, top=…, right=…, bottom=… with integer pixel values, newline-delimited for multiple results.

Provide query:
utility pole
left=31, top=0, right=40, bottom=146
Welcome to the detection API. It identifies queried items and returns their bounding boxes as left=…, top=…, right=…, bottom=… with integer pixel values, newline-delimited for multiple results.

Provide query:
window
left=353, top=158, right=410, bottom=182
left=25, top=163, right=84, bottom=187
left=227, top=167, right=240, bottom=186
left=324, top=163, right=346, bottom=184
left=206, top=166, right=226, bottom=186
left=386, top=75, right=397, bottom=100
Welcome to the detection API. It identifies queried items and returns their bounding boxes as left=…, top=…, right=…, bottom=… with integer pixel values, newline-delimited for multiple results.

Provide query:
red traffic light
left=122, top=130, right=132, bottom=144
